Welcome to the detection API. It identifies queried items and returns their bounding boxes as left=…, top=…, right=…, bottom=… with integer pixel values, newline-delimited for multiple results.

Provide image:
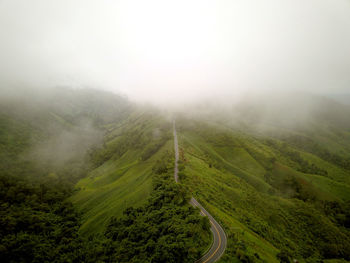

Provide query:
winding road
left=173, top=121, right=227, bottom=263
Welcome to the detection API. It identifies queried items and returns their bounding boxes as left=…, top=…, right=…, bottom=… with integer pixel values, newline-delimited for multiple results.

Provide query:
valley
left=1, top=88, right=350, bottom=263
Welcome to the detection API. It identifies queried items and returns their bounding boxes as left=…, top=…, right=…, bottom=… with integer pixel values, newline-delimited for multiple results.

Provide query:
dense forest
left=0, top=174, right=84, bottom=262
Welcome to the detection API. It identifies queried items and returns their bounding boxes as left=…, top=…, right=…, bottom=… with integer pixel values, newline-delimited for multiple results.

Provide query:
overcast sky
left=0, top=0, right=349, bottom=104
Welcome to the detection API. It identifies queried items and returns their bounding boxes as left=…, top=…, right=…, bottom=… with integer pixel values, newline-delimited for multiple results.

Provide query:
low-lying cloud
left=0, top=0, right=349, bottom=105
left=26, top=122, right=103, bottom=169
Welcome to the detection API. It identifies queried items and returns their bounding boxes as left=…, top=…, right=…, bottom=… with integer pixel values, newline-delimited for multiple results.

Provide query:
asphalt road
left=173, top=120, right=179, bottom=183
left=173, top=121, right=227, bottom=263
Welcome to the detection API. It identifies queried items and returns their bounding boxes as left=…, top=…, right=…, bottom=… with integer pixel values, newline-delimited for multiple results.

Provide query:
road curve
left=173, top=120, right=227, bottom=263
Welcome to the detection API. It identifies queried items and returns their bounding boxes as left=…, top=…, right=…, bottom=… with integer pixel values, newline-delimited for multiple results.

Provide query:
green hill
left=175, top=108, right=350, bottom=263
left=70, top=112, right=174, bottom=235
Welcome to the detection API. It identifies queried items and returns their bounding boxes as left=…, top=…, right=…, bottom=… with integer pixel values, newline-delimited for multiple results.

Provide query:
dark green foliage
left=276, top=249, right=292, bottom=263
left=220, top=231, right=259, bottom=263
left=0, top=173, right=108, bottom=263
left=0, top=175, right=82, bottom=263
left=152, top=159, right=168, bottom=175
left=322, top=200, right=350, bottom=228
left=104, top=152, right=211, bottom=263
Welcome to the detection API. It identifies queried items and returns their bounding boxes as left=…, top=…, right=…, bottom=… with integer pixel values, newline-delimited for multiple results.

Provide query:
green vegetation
left=176, top=118, right=350, bottom=263
left=0, top=174, right=88, bottom=263
left=2, top=88, right=350, bottom=263
left=104, top=150, right=211, bottom=262
left=71, top=113, right=174, bottom=235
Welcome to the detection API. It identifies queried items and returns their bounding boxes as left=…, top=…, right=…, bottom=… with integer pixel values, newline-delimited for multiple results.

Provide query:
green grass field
left=71, top=113, right=174, bottom=235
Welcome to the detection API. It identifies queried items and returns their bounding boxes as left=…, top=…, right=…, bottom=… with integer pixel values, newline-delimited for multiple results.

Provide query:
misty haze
left=1, top=1, right=350, bottom=263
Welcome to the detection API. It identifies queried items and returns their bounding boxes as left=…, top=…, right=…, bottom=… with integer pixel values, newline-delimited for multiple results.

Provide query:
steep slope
left=71, top=112, right=174, bottom=235
left=176, top=114, right=350, bottom=263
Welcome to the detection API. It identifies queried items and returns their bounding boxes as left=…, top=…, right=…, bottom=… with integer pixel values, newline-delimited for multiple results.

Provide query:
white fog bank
left=1, top=0, right=350, bottom=104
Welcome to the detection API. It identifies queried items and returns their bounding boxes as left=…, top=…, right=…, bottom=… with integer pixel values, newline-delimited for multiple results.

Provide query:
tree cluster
left=104, top=153, right=211, bottom=263
left=0, top=175, right=87, bottom=263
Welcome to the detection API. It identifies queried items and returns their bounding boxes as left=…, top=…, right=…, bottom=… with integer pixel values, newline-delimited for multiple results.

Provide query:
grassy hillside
left=71, top=112, right=175, bottom=235
left=176, top=117, right=350, bottom=263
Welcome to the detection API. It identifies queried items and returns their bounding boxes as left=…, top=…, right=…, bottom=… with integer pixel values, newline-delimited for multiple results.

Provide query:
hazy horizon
left=1, top=0, right=350, bottom=105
